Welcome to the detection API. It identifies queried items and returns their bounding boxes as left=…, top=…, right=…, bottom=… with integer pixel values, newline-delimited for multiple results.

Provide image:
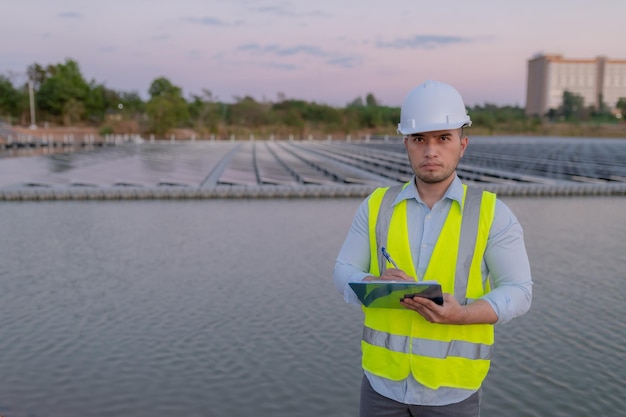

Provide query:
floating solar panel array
left=1, top=136, right=625, bottom=200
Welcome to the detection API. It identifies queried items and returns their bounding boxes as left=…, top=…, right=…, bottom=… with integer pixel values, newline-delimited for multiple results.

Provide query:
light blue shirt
left=333, top=175, right=533, bottom=406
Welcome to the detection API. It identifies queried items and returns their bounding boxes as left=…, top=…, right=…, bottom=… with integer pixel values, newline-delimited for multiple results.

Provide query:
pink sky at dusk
left=2, top=0, right=625, bottom=108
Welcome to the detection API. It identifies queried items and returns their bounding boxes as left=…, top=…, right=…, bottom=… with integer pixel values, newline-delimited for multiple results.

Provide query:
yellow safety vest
left=362, top=183, right=496, bottom=390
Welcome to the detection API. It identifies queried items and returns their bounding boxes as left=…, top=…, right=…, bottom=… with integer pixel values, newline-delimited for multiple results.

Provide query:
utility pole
left=28, top=79, right=37, bottom=129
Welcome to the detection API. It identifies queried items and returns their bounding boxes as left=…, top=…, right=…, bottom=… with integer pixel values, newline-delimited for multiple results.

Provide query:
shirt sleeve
left=481, top=199, right=533, bottom=324
left=333, top=197, right=372, bottom=306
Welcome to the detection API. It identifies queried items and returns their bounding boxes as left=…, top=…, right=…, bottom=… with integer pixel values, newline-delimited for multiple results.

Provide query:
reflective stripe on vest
left=362, top=182, right=496, bottom=390
left=363, top=327, right=493, bottom=360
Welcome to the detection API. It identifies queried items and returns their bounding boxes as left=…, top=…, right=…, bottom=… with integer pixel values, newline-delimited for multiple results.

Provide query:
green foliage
left=146, top=96, right=188, bottom=135
left=149, top=77, right=182, bottom=98
left=272, top=100, right=306, bottom=131
left=343, top=93, right=398, bottom=132
left=546, top=91, right=623, bottom=124
left=146, top=77, right=189, bottom=134
left=347, top=96, right=364, bottom=107
left=85, top=82, right=121, bottom=123
left=469, top=103, right=527, bottom=133
left=36, top=59, right=90, bottom=124
left=119, top=92, right=146, bottom=114
left=62, top=98, right=85, bottom=125
left=365, top=93, right=378, bottom=107
left=0, top=75, right=23, bottom=120
left=2, top=58, right=624, bottom=137
left=560, top=90, right=585, bottom=121
left=227, top=96, right=271, bottom=127
left=272, top=99, right=344, bottom=133
left=188, top=90, right=224, bottom=133
left=616, top=97, right=626, bottom=116
left=99, top=125, right=114, bottom=135
left=26, top=63, right=48, bottom=89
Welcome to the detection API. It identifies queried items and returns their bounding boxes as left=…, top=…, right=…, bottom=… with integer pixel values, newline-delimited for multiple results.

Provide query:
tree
left=471, top=111, right=496, bottom=134
left=365, top=93, right=379, bottom=107
left=347, top=96, right=364, bottom=107
left=36, top=59, right=90, bottom=124
left=62, top=98, right=85, bottom=125
left=0, top=75, right=22, bottom=122
left=85, top=82, right=121, bottom=123
left=188, top=89, right=223, bottom=134
left=616, top=97, right=626, bottom=118
left=146, top=77, right=188, bottom=134
left=119, top=92, right=146, bottom=115
left=561, top=90, right=585, bottom=121
left=26, top=63, right=48, bottom=89
left=228, top=96, right=271, bottom=127
left=149, top=77, right=182, bottom=98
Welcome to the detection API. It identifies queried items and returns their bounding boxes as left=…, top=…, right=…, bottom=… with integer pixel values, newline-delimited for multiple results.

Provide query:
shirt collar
left=393, top=174, right=465, bottom=208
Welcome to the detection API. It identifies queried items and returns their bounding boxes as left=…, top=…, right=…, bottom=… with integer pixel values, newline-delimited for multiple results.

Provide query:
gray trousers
left=360, top=375, right=481, bottom=417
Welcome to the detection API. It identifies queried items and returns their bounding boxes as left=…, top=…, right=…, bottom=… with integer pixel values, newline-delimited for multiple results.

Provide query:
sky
left=2, top=0, right=626, bottom=108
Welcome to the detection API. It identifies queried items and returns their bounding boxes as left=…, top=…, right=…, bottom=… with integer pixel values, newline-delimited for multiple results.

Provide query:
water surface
left=0, top=197, right=624, bottom=417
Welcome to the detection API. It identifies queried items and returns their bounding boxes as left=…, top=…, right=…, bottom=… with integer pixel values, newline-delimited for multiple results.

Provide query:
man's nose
left=423, top=142, right=436, bottom=157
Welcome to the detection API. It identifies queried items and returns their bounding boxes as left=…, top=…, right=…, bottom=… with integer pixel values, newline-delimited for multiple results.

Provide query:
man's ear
left=460, top=136, right=469, bottom=155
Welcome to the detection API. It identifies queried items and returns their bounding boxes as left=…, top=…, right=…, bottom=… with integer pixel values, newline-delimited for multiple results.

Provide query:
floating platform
left=1, top=136, right=625, bottom=200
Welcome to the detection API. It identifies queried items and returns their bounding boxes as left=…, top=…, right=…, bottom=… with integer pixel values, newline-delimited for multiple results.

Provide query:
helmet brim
left=397, top=120, right=471, bottom=135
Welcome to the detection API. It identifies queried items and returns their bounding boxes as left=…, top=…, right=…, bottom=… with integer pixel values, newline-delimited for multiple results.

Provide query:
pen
left=381, top=247, right=399, bottom=269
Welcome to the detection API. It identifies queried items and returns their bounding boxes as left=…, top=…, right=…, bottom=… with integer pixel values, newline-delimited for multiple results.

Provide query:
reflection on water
left=0, top=197, right=624, bottom=417
left=0, top=145, right=98, bottom=161
left=47, top=152, right=77, bottom=173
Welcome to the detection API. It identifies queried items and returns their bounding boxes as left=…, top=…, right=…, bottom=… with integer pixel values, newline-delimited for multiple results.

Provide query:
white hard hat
left=397, top=80, right=471, bottom=135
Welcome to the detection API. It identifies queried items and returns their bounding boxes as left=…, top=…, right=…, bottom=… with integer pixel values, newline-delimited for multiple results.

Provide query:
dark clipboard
left=348, top=281, right=443, bottom=308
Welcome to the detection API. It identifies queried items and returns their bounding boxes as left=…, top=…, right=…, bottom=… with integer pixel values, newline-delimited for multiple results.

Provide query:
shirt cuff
left=344, top=272, right=370, bottom=305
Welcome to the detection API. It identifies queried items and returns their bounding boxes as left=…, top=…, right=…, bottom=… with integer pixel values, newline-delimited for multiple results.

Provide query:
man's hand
left=363, top=268, right=414, bottom=282
left=401, top=294, right=498, bottom=325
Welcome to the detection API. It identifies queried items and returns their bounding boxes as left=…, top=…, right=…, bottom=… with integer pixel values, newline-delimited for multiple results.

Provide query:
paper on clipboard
left=348, top=281, right=443, bottom=308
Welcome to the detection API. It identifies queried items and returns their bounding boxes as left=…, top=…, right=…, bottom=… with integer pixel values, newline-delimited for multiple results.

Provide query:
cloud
left=253, top=5, right=329, bottom=18
left=187, top=49, right=206, bottom=61
left=376, top=35, right=474, bottom=49
left=183, top=16, right=225, bottom=26
left=265, top=62, right=298, bottom=70
left=236, top=43, right=358, bottom=68
left=326, top=56, right=361, bottom=68
left=58, top=11, right=83, bottom=19
left=238, top=43, right=327, bottom=58
left=275, top=45, right=327, bottom=57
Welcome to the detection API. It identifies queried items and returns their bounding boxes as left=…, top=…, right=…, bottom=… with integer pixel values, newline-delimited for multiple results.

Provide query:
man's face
left=403, top=129, right=468, bottom=185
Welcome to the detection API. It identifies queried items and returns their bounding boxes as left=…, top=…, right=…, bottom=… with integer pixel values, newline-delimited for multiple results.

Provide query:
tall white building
left=525, top=54, right=626, bottom=116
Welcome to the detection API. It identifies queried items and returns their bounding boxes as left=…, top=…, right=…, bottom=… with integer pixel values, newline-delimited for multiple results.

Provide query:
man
left=333, top=80, right=532, bottom=417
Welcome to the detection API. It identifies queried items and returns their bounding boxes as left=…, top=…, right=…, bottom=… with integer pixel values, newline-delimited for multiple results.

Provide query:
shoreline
left=1, top=122, right=625, bottom=142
